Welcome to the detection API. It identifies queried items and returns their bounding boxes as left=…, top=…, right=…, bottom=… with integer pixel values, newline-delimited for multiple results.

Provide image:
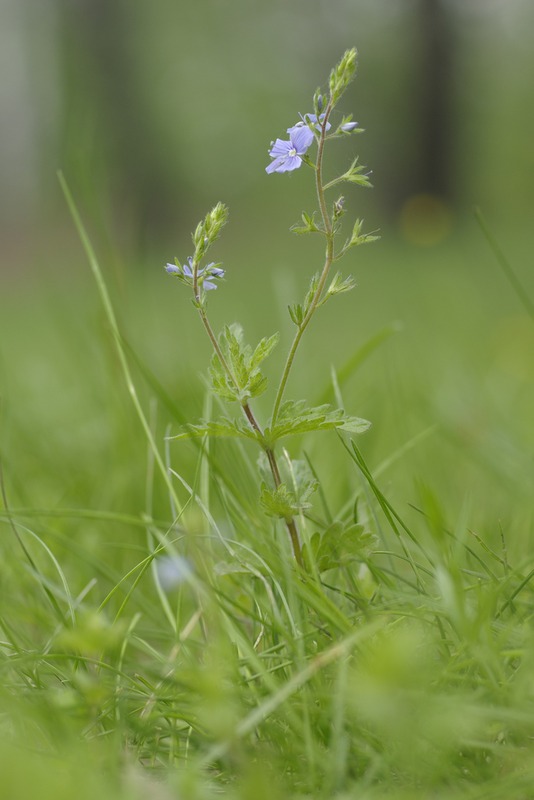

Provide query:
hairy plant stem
left=271, top=101, right=335, bottom=427
left=194, top=286, right=304, bottom=567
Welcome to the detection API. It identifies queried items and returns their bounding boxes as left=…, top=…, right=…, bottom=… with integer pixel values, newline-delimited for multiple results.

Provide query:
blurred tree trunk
left=412, top=0, right=456, bottom=201
left=58, top=0, right=178, bottom=246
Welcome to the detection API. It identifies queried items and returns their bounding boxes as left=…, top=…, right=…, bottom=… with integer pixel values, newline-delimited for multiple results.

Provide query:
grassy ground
left=1, top=213, right=533, bottom=798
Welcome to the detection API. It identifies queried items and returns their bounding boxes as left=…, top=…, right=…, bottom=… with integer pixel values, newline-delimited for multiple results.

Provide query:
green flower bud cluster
left=193, top=202, right=229, bottom=260
left=329, top=47, right=357, bottom=105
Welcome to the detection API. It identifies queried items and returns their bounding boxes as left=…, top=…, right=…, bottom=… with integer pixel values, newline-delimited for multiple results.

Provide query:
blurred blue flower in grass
left=165, top=257, right=225, bottom=290
left=156, top=555, right=194, bottom=590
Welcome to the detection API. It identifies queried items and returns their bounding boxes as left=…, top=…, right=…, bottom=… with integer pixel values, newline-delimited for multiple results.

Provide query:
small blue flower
left=340, top=121, right=358, bottom=133
left=266, top=126, right=313, bottom=174
left=282, top=113, right=331, bottom=152
left=301, top=112, right=332, bottom=132
left=285, top=122, right=315, bottom=150
left=203, top=265, right=225, bottom=291
left=287, top=113, right=332, bottom=138
left=165, top=257, right=225, bottom=290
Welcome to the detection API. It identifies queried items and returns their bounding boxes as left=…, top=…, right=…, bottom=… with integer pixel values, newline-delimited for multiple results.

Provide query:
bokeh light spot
left=399, top=193, right=453, bottom=246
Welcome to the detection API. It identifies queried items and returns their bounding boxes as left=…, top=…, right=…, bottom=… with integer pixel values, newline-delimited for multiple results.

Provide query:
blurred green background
left=2, top=0, right=534, bottom=248
left=1, top=6, right=534, bottom=793
left=1, top=0, right=533, bottom=547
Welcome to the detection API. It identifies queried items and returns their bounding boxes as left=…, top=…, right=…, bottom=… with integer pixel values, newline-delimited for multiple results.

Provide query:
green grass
left=1, top=205, right=533, bottom=798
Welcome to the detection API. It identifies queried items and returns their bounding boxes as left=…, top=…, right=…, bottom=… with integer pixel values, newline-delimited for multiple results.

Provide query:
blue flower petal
left=182, top=259, right=193, bottom=278
left=304, top=113, right=332, bottom=132
left=269, top=138, right=291, bottom=157
left=277, top=155, right=302, bottom=172
left=266, top=156, right=287, bottom=173
left=290, top=126, right=314, bottom=155
left=288, top=123, right=314, bottom=151
left=165, top=263, right=180, bottom=274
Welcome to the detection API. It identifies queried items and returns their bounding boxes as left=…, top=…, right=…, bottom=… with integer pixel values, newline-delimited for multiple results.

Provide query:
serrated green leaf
left=302, top=273, right=320, bottom=317
left=358, top=233, right=380, bottom=244
left=338, top=417, right=371, bottom=434
left=290, top=210, right=323, bottom=235
left=327, top=272, right=356, bottom=297
left=265, top=400, right=371, bottom=444
left=256, top=451, right=272, bottom=486
left=259, top=482, right=312, bottom=519
left=338, top=220, right=380, bottom=258
left=323, top=158, right=373, bottom=191
left=169, top=417, right=259, bottom=442
left=260, top=483, right=297, bottom=519
left=251, top=333, right=279, bottom=370
left=248, top=372, right=268, bottom=398
left=345, top=173, right=373, bottom=187
left=290, top=224, right=309, bottom=235
left=303, top=520, right=376, bottom=572
left=288, top=303, right=304, bottom=326
left=258, top=453, right=318, bottom=518
left=208, top=353, right=241, bottom=402
left=258, top=453, right=319, bottom=509
left=225, top=324, right=249, bottom=388
left=286, top=458, right=318, bottom=503
left=352, top=218, right=363, bottom=237
left=208, top=325, right=279, bottom=403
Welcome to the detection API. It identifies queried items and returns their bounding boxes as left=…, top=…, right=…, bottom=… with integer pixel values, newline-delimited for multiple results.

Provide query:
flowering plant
left=165, top=49, right=378, bottom=568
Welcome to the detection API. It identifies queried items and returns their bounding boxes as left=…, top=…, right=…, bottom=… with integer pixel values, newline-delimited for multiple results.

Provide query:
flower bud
left=314, top=91, right=324, bottom=114
left=333, top=196, right=345, bottom=218
left=192, top=203, right=229, bottom=257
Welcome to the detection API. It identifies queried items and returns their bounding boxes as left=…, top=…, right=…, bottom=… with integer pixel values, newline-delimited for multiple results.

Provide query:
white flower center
left=288, top=147, right=297, bottom=157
